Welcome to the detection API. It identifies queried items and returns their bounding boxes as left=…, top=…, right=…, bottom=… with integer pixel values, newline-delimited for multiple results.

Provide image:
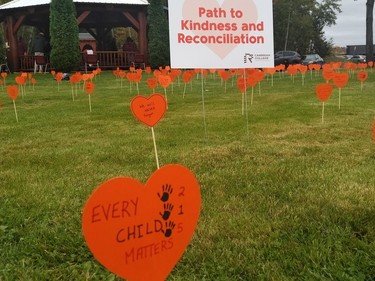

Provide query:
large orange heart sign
left=82, top=164, right=201, bottom=281
left=131, top=94, right=167, bottom=127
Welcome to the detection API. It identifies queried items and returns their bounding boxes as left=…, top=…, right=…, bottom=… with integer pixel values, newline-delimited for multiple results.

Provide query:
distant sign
left=168, top=0, right=274, bottom=69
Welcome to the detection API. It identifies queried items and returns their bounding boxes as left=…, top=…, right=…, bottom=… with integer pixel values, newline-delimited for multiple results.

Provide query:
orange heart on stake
left=131, top=94, right=167, bottom=127
left=7, top=85, right=19, bottom=100
left=237, top=77, right=247, bottom=93
left=158, top=75, right=171, bottom=89
left=82, top=164, right=201, bottom=281
left=333, top=72, right=349, bottom=88
left=85, top=81, right=95, bottom=95
left=357, top=71, right=368, bottom=82
left=15, top=76, right=26, bottom=85
left=146, top=77, right=158, bottom=90
left=315, top=83, right=333, bottom=102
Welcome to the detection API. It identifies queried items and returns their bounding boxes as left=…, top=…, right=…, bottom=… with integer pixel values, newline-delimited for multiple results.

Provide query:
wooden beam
left=138, top=9, right=147, bottom=64
left=86, top=28, right=98, bottom=40
left=5, top=16, right=18, bottom=71
left=13, top=15, right=25, bottom=34
left=77, top=11, right=91, bottom=25
left=122, top=11, right=139, bottom=31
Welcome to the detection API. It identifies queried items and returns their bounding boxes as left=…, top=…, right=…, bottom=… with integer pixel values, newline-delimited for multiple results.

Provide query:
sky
left=323, top=0, right=369, bottom=47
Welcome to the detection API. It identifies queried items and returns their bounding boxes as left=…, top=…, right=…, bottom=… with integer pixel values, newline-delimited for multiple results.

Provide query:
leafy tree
left=147, top=0, right=170, bottom=68
left=273, top=0, right=341, bottom=57
left=49, top=0, right=80, bottom=72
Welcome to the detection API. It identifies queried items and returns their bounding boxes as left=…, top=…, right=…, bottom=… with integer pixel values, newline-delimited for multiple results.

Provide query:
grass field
left=0, top=68, right=374, bottom=281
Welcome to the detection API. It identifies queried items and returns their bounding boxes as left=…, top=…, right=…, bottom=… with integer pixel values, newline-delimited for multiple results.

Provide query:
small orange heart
left=15, top=76, right=26, bottom=85
left=218, top=70, right=230, bottom=81
left=85, top=81, right=95, bottom=95
left=131, top=94, right=167, bottom=127
left=237, top=77, right=247, bottom=93
left=158, top=75, right=172, bottom=89
left=146, top=77, right=158, bottom=90
left=182, top=71, right=193, bottom=83
left=322, top=69, right=335, bottom=81
left=7, top=85, right=19, bottom=101
left=55, top=72, right=63, bottom=81
left=357, top=71, right=368, bottom=82
left=315, top=83, right=333, bottom=102
left=82, top=164, right=201, bottom=281
left=333, top=72, right=349, bottom=88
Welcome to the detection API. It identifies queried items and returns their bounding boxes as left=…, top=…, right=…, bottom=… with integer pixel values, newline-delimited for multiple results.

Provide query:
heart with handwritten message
left=131, top=94, right=167, bottom=127
left=182, top=0, right=258, bottom=59
left=82, top=164, right=201, bottom=281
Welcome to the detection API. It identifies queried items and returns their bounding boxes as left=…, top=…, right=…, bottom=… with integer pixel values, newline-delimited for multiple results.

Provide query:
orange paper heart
left=315, top=83, right=333, bottom=102
left=237, top=77, right=247, bottom=93
left=182, top=71, right=194, bottom=83
left=357, top=71, right=368, bottom=82
left=131, top=94, right=167, bottom=127
left=158, top=75, right=172, bottom=89
left=15, top=76, right=26, bottom=85
left=85, top=81, right=95, bottom=95
left=82, top=164, right=201, bottom=281
left=7, top=85, right=19, bottom=101
left=146, top=77, right=158, bottom=90
left=333, top=72, right=349, bottom=89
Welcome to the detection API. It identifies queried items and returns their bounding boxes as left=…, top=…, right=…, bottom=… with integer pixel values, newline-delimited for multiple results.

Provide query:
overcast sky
left=323, top=0, right=369, bottom=47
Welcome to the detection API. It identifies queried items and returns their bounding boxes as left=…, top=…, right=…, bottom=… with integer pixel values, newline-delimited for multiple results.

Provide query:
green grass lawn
left=0, top=69, right=374, bottom=280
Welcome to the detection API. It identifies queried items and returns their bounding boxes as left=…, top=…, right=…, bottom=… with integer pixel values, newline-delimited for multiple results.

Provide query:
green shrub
left=49, top=0, right=81, bottom=72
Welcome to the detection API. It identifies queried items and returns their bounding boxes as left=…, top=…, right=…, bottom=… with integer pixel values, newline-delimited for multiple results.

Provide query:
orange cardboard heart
left=131, top=94, right=167, bottom=127
left=333, top=72, right=349, bottom=89
left=82, top=164, right=201, bottom=281
left=357, top=71, right=368, bottom=82
left=315, top=83, right=333, bottom=102
left=7, top=85, right=19, bottom=101
left=158, top=75, right=172, bottom=89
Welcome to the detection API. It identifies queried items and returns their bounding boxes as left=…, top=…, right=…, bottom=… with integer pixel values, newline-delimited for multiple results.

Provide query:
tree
left=273, top=0, right=341, bottom=57
left=49, top=0, right=80, bottom=72
left=147, top=0, right=170, bottom=68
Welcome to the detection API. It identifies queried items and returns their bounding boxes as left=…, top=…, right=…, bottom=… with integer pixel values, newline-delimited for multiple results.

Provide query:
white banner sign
left=168, top=0, right=274, bottom=69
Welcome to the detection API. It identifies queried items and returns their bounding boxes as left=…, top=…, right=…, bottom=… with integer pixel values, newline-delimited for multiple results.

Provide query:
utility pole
left=366, top=0, right=374, bottom=62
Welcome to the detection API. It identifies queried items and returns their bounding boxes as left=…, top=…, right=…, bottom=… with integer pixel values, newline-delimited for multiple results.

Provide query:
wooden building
left=0, top=0, right=149, bottom=71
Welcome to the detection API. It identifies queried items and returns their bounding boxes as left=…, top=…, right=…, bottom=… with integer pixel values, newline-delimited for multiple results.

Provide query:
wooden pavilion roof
left=0, top=0, right=148, bottom=10
left=0, top=0, right=150, bottom=71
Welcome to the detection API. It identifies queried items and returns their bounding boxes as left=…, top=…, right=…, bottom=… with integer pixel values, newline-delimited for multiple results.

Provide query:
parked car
left=349, top=55, right=366, bottom=63
left=274, top=51, right=302, bottom=66
left=302, top=54, right=324, bottom=66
